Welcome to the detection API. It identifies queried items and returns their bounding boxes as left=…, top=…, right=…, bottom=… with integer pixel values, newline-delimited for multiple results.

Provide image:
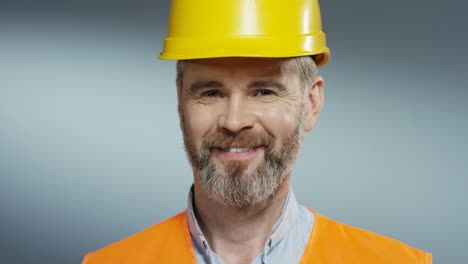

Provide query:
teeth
left=227, top=147, right=252, bottom=153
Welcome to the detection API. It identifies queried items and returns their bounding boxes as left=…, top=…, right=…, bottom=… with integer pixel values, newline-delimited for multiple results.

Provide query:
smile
left=224, top=147, right=254, bottom=153
left=214, top=146, right=263, bottom=161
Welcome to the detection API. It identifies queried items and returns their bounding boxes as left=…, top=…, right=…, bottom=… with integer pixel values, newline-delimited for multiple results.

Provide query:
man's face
left=178, top=57, right=321, bottom=208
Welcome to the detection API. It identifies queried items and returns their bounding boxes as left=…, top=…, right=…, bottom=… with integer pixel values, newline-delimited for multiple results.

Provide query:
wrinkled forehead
left=183, top=57, right=300, bottom=79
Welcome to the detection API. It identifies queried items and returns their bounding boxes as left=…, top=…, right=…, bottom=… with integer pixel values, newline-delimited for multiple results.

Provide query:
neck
left=193, top=174, right=291, bottom=264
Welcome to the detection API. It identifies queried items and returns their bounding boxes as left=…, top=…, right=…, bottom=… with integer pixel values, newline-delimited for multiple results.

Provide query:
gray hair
left=291, top=56, right=318, bottom=90
left=176, top=56, right=317, bottom=93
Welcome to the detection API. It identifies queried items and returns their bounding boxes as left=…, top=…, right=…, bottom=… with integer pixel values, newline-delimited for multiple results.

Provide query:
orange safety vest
left=82, top=208, right=432, bottom=263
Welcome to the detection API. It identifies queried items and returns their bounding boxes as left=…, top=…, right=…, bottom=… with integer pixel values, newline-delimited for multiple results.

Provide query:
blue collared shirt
left=186, top=187, right=315, bottom=264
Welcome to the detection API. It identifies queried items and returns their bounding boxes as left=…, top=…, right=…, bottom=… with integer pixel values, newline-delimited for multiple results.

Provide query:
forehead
left=183, top=57, right=300, bottom=80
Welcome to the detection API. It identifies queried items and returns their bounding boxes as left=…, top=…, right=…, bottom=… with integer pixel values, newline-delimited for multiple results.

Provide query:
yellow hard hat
left=159, top=0, right=330, bottom=67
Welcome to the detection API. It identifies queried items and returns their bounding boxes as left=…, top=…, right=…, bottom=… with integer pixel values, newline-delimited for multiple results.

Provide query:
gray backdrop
left=1, top=0, right=466, bottom=263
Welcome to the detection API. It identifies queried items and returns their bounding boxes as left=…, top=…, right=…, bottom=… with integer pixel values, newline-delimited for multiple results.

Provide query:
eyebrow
left=248, top=80, right=288, bottom=93
left=189, top=80, right=223, bottom=94
left=188, top=80, right=288, bottom=94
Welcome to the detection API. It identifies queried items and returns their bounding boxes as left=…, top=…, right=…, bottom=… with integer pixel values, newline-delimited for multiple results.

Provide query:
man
left=82, top=0, right=432, bottom=263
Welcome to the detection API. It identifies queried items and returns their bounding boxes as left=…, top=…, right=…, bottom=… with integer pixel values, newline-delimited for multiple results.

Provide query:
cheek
left=258, top=107, right=299, bottom=144
left=183, top=105, right=217, bottom=143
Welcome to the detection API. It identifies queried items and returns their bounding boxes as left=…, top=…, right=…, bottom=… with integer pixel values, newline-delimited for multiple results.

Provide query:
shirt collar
left=186, top=185, right=300, bottom=257
left=186, top=185, right=211, bottom=257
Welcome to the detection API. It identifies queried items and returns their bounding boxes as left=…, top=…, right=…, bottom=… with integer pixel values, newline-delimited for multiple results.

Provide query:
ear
left=304, top=75, right=324, bottom=132
left=176, top=79, right=184, bottom=131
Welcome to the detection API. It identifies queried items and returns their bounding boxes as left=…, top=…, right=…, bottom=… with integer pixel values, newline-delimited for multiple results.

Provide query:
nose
left=218, top=94, right=255, bottom=133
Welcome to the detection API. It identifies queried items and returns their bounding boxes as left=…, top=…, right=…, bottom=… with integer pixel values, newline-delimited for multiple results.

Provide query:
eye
left=201, top=90, right=221, bottom=97
left=256, top=89, right=274, bottom=96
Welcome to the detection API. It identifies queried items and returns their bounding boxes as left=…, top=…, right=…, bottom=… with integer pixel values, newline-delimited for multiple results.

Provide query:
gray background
left=1, top=0, right=466, bottom=263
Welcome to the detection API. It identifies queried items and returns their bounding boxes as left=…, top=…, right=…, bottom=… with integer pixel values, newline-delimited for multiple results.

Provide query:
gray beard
left=182, top=109, right=305, bottom=208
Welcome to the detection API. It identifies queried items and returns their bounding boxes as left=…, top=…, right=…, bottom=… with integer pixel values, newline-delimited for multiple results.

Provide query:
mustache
left=201, top=130, right=275, bottom=151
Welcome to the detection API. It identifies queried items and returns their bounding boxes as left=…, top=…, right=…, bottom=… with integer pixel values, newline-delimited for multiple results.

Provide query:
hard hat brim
left=159, top=33, right=330, bottom=67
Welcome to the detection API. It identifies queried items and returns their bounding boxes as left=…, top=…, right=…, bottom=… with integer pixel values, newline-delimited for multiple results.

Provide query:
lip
left=213, top=147, right=262, bottom=161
